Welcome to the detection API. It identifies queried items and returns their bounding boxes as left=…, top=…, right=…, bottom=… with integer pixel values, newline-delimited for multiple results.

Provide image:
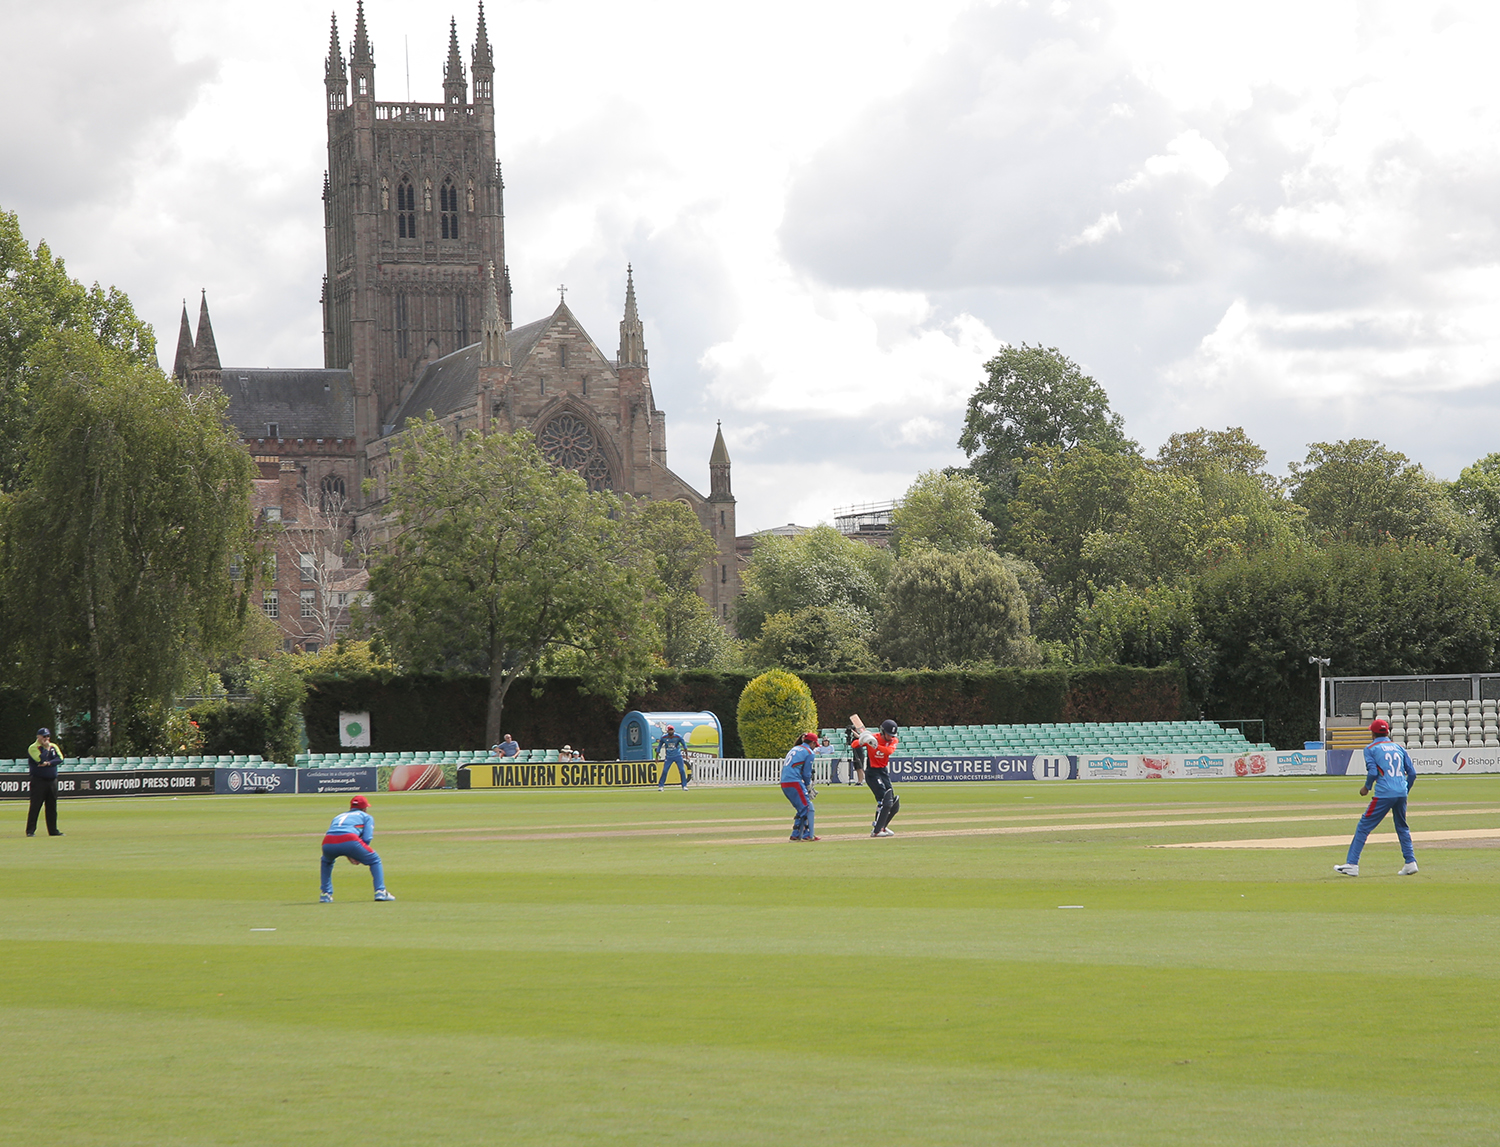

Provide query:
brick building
left=173, top=2, right=740, bottom=640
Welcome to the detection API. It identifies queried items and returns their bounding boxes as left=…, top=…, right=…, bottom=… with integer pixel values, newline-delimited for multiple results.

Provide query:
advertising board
left=297, top=767, right=379, bottom=793
left=886, top=755, right=1077, bottom=781
left=214, top=767, right=296, bottom=794
left=0, top=770, right=217, bottom=799
left=459, top=760, right=660, bottom=788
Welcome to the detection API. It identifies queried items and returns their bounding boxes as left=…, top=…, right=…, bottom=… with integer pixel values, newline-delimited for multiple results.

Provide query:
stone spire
left=172, top=301, right=194, bottom=382
left=350, top=0, right=374, bottom=98
left=192, top=290, right=220, bottom=372
left=480, top=262, right=509, bottom=366
left=709, top=420, right=733, bottom=502
left=324, top=12, right=347, bottom=111
left=472, top=1, right=494, bottom=104
left=617, top=264, right=646, bottom=367
left=442, top=17, right=467, bottom=105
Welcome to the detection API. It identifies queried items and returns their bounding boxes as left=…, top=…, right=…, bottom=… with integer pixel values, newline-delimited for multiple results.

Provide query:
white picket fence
left=688, top=755, right=854, bottom=788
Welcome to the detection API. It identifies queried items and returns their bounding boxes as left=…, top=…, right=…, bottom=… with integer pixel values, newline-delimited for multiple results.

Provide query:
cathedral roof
left=218, top=368, right=357, bottom=440
left=388, top=316, right=550, bottom=431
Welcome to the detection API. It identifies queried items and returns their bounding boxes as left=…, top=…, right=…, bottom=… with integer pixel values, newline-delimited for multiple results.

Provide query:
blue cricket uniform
left=320, top=809, right=387, bottom=897
left=1345, top=736, right=1417, bottom=866
left=780, top=743, right=817, bottom=840
left=656, top=731, right=689, bottom=789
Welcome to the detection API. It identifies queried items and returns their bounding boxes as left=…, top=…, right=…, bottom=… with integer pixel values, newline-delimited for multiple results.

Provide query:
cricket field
left=1, top=775, right=1497, bottom=1145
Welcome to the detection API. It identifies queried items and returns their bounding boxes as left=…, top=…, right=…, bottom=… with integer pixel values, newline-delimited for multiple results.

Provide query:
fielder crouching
left=319, top=795, right=395, bottom=902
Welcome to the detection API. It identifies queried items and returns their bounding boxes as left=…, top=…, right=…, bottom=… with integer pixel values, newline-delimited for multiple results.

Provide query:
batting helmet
left=880, top=719, right=897, bottom=736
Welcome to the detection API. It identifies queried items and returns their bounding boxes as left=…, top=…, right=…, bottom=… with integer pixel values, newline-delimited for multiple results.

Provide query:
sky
left=3, top=0, right=1498, bottom=533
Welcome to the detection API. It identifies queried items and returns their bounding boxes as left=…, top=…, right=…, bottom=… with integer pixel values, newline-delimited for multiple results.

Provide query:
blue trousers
left=1347, top=796, right=1415, bottom=865
left=658, top=753, right=688, bottom=788
left=781, top=782, right=814, bottom=839
left=321, top=838, right=386, bottom=895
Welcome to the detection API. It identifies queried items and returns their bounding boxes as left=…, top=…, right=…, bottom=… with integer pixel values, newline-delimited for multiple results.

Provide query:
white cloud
left=6, top=0, right=1500, bottom=534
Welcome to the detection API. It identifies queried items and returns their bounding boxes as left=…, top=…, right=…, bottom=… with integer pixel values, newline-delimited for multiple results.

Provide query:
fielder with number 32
left=1334, top=718, right=1418, bottom=878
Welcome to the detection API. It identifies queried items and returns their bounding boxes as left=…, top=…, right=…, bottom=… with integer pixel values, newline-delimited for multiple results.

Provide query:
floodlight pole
left=1309, top=656, right=1332, bottom=745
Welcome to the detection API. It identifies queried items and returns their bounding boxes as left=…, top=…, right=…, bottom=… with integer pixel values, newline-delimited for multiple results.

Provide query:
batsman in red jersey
left=861, top=718, right=901, bottom=837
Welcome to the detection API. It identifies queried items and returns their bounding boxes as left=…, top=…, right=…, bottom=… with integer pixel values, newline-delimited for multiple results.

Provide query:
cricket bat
left=849, top=713, right=875, bottom=748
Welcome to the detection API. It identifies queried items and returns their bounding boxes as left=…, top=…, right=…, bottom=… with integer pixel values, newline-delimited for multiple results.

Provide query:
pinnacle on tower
left=325, top=12, right=348, bottom=111
left=349, top=0, right=375, bottom=98
left=481, top=262, right=510, bottom=366
left=618, top=264, right=647, bottom=367
left=325, top=12, right=345, bottom=76
left=351, top=0, right=373, bottom=63
left=472, top=1, right=494, bottom=103
left=710, top=420, right=734, bottom=501
left=172, top=301, right=194, bottom=382
left=192, top=290, right=220, bottom=372
left=443, top=17, right=467, bottom=105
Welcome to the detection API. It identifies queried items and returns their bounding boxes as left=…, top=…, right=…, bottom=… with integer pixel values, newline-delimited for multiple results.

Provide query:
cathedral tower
left=322, top=2, right=510, bottom=444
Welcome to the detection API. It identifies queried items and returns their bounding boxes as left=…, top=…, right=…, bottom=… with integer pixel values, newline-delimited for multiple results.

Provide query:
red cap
left=349, top=795, right=369, bottom=810
left=1369, top=719, right=1390, bottom=737
left=802, top=732, right=819, bottom=745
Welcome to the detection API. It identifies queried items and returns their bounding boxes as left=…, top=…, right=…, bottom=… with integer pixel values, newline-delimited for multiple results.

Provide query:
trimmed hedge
left=298, top=665, right=1194, bottom=759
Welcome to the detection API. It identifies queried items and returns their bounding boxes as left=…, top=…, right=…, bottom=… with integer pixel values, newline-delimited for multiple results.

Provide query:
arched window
left=320, top=474, right=347, bottom=513
left=440, top=177, right=459, bottom=239
left=396, top=178, right=416, bottom=239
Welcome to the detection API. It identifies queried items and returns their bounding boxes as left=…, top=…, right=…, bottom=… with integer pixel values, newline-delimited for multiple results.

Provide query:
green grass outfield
left=2, top=776, right=1498, bottom=1146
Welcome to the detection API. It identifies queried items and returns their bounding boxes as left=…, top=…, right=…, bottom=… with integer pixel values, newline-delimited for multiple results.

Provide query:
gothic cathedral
left=173, top=1, right=740, bottom=625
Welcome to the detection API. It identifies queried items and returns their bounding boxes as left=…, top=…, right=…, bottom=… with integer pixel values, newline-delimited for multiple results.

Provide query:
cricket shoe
left=877, top=828, right=896, bottom=837
left=1399, top=862, right=1419, bottom=875
left=374, top=889, right=396, bottom=901
left=319, top=892, right=333, bottom=903
left=1333, top=864, right=1359, bottom=877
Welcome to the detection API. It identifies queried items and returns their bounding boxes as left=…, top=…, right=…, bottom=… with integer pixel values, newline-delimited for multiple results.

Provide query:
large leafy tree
left=1449, top=452, right=1500, bottom=566
left=0, top=332, right=255, bottom=749
left=890, top=469, right=994, bottom=556
left=732, top=524, right=891, bottom=641
left=622, top=498, right=731, bottom=668
left=1195, top=541, right=1498, bottom=746
left=749, top=604, right=877, bottom=673
left=1, top=209, right=156, bottom=492
left=957, top=343, right=1135, bottom=533
left=875, top=548, right=1032, bottom=669
left=366, top=422, right=657, bottom=743
left=1008, top=444, right=1143, bottom=633
left=1289, top=439, right=1464, bottom=546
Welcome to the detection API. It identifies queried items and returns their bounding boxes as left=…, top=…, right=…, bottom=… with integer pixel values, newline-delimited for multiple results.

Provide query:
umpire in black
left=26, top=727, right=64, bottom=837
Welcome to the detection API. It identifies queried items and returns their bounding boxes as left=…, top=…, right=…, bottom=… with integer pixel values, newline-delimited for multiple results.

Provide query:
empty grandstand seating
left=0, top=755, right=268, bottom=772
left=1353, top=698, right=1500, bottom=747
left=819, top=720, right=1273, bottom=756
left=293, top=748, right=564, bottom=766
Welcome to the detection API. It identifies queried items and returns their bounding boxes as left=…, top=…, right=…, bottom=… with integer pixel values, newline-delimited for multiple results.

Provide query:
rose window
left=539, top=415, right=613, bottom=491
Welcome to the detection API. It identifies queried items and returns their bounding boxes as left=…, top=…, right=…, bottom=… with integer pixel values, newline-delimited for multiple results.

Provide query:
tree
left=890, top=469, right=994, bottom=556
left=749, top=604, right=877, bottom=673
left=1449, top=452, right=1500, bottom=565
left=1075, top=580, right=1213, bottom=694
left=0, top=209, right=156, bottom=493
left=957, top=343, right=1136, bottom=533
left=0, top=332, right=256, bottom=750
left=1289, top=439, right=1464, bottom=546
left=622, top=498, right=730, bottom=668
left=732, top=524, right=891, bottom=640
left=1008, top=444, right=1143, bottom=634
left=1195, top=541, right=1498, bottom=746
left=1153, top=426, right=1279, bottom=492
left=365, top=422, right=656, bottom=744
left=875, top=549, right=1032, bottom=669
left=736, top=669, right=818, bottom=759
